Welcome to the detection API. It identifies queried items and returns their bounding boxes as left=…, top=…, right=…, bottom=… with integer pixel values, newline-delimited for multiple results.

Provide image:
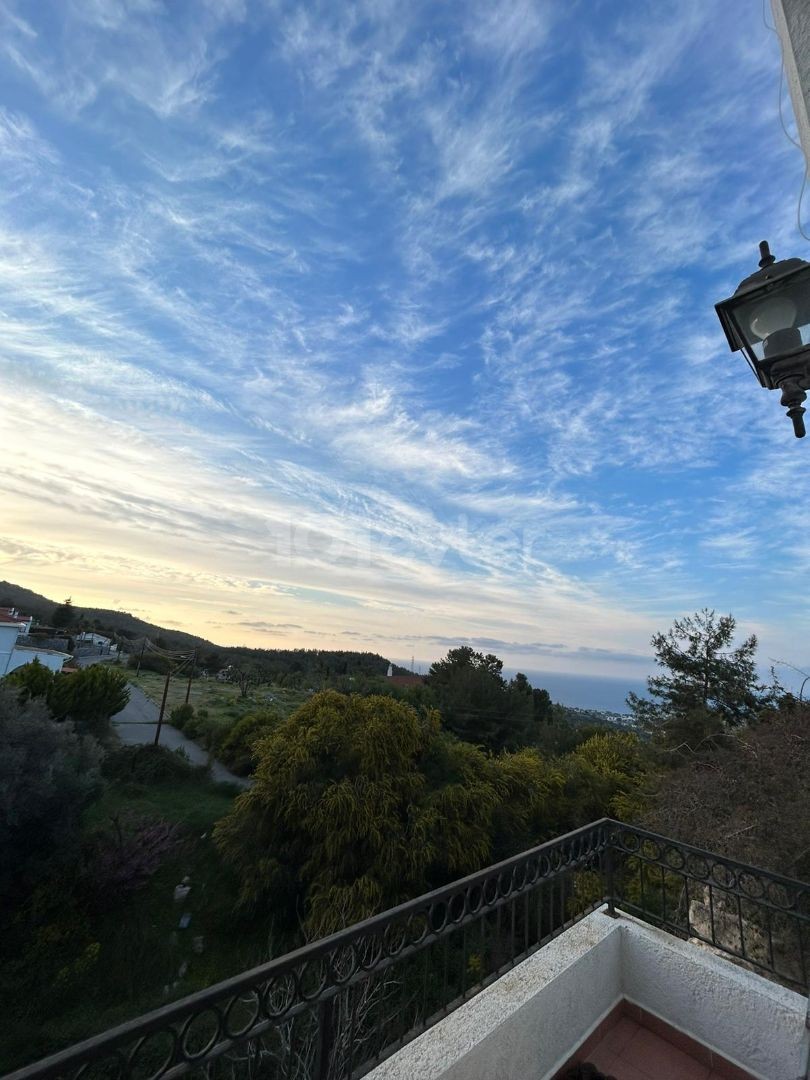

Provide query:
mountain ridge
left=0, top=580, right=410, bottom=676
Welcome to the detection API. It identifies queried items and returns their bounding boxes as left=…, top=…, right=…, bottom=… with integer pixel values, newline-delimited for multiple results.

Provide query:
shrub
left=79, top=813, right=186, bottom=912
left=169, top=703, right=194, bottom=730
left=0, top=686, right=103, bottom=890
left=49, top=666, right=130, bottom=738
left=218, top=709, right=280, bottom=775
left=103, top=744, right=206, bottom=784
left=3, top=658, right=55, bottom=701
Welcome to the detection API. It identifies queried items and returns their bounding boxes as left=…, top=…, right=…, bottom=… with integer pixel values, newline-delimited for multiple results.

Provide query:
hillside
left=0, top=580, right=407, bottom=679
left=0, top=580, right=213, bottom=652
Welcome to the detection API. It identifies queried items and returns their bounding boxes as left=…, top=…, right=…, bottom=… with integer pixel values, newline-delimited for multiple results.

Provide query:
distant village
left=0, top=605, right=118, bottom=678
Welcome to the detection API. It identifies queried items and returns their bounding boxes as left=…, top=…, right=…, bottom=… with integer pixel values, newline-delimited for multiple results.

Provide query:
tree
left=427, top=647, right=532, bottom=751
left=4, top=658, right=55, bottom=701
left=627, top=610, right=772, bottom=749
left=218, top=709, right=281, bottom=775
left=0, top=686, right=102, bottom=891
left=532, top=687, right=553, bottom=724
left=567, top=731, right=649, bottom=821
left=52, top=597, right=77, bottom=629
left=227, top=662, right=262, bottom=699
left=641, top=700, right=810, bottom=880
left=49, top=665, right=130, bottom=737
left=214, top=691, right=561, bottom=935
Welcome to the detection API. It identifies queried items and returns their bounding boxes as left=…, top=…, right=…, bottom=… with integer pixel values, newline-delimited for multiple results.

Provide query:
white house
left=0, top=606, right=34, bottom=634
left=75, top=631, right=112, bottom=647
left=0, top=620, right=71, bottom=677
left=74, top=630, right=117, bottom=655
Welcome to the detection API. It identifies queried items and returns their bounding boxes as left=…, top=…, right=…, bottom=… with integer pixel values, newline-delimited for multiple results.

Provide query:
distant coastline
left=509, top=670, right=649, bottom=714
left=392, top=657, right=650, bottom=714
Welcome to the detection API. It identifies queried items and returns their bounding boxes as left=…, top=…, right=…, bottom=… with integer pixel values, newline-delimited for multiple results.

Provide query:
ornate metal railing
left=6, top=820, right=809, bottom=1080
left=610, top=822, right=810, bottom=993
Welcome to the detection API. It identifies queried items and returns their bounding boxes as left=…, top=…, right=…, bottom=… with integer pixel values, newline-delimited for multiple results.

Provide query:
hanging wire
left=778, top=61, right=803, bottom=151
left=142, top=637, right=194, bottom=660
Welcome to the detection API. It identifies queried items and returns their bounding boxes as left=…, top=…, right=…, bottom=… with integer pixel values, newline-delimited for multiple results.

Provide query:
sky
left=1, top=0, right=809, bottom=701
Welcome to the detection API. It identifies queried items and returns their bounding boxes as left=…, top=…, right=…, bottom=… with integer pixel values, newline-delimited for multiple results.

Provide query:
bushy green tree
left=52, top=597, right=77, bottom=628
left=627, top=610, right=773, bottom=749
left=169, top=702, right=194, bottom=729
left=49, top=665, right=129, bottom=737
left=557, top=730, right=649, bottom=827
left=214, top=692, right=561, bottom=934
left=0, top=686, right=102, bottom=891
left=427, top=647, right=533, bottom=751
left=532, top=686, right=553, bottom=724
left=4, top=658, right=55, bottom=701
left=218, top=709, right=280, bottom=775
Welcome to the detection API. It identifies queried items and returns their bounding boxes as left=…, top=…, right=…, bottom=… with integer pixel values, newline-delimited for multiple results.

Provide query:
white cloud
left=0, top=0, right=801, bottom=686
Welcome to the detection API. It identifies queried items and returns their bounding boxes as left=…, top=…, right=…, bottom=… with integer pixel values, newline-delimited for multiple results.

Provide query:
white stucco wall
left=6, top=647, right=71, bottom=675
left=366, top=909, right=810, bottom=1080
left=0, top=623, right=19, bottom=675
left=366, top=913, right=623, bottom=1080
left=772, top=0, right=810, bottom=171
left=620, top=913, right=809, bottom=1080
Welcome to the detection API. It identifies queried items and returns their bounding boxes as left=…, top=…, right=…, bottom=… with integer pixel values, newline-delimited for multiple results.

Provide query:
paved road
left=112, top=682, right=252, bottom=789
left=75, top=652, right=125, bottom=668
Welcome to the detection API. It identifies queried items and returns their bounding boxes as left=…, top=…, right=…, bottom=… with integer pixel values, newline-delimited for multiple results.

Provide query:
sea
left=516, top=670, right=650, bottom=714
left=399, top=658, right=649, bottom=714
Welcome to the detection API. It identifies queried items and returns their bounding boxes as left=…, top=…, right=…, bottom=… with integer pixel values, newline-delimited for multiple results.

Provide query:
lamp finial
left=759, top=240, right=776, bottom=268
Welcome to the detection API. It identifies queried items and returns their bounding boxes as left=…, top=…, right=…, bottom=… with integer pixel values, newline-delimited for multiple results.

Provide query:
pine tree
left=52, top=597, right=77, bottom=629
left=627, top=609, right=773, bottom=747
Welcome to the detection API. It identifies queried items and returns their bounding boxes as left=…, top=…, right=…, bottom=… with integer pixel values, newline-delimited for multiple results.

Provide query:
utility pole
left=136, top=639, right=146, bottom=678
left=154, top=667, right=172, bottom=747
left=185, top=648, right=196, bottom=705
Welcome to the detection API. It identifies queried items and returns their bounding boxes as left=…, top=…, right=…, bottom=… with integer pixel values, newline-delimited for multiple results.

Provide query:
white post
left=772, top=0, right=810, bottom=172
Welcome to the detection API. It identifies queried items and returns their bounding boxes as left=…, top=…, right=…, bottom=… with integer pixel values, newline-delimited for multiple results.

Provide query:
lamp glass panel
left=731, top=275, right=810, bottom=362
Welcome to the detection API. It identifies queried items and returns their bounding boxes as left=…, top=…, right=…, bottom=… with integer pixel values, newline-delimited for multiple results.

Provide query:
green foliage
left=178, top=707, right=223, bottom=750
left=532, top=686, right=553, bottom=724
left=548, top=730, right=650, bottom=830
left=569, top=731, right=648, bottom=819
left=49, top=665, right=130, bottom=737
left=102, top=744, right=207, bottom=785
left=0, top=686, right=102, bottom=892
left=214, top=691, right=563, bottom=935
left=571, top=730, right=645, bottom=782
left=169, top=702, right=195, bottom=729
left=4, top=657, right=55, bottom=701
left=52, top=597, right=77, bottom=628
left=627, top=609, right=774, bottom=750
left=217, top=709, right=280, bottom=775
left=427, top=647, right=534, bottom=751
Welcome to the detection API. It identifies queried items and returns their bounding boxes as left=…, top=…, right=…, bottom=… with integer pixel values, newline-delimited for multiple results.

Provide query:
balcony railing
left=7, top=819, right=809, bottom=1080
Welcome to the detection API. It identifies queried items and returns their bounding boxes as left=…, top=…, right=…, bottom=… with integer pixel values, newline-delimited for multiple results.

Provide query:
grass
left=0, top=763, right=271, bottom=1074
left=129, top=669, right=312, bottom=745
left=85, top=770, right=239, bottom=833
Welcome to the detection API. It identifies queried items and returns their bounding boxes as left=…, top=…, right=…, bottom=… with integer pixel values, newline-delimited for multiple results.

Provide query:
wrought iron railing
left=610, top=822, right=810, bottom=993
left=6, top=820, right=809, bottom=1080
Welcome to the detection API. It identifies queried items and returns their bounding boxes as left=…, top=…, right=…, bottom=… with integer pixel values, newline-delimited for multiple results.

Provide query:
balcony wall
left=366, top=909, right=810, bottom=1080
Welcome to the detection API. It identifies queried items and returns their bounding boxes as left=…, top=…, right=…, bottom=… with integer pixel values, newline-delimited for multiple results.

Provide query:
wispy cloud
left=0, top=0, right=803, bottom=689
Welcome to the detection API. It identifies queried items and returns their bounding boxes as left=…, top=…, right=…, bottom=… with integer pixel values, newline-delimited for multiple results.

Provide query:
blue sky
left=1, top=0, right=808, bottom=694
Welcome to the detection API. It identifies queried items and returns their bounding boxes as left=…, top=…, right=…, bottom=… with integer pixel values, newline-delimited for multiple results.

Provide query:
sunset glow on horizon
left=2, top=0, right=809, bottom=690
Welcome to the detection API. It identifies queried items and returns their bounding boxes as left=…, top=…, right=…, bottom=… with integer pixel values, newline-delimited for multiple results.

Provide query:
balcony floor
left=584, top=1014, right=751, bottom=1080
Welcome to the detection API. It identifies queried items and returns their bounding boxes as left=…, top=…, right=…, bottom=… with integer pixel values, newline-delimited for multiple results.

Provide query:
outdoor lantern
left=715, top=240, right=810, bottom=438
